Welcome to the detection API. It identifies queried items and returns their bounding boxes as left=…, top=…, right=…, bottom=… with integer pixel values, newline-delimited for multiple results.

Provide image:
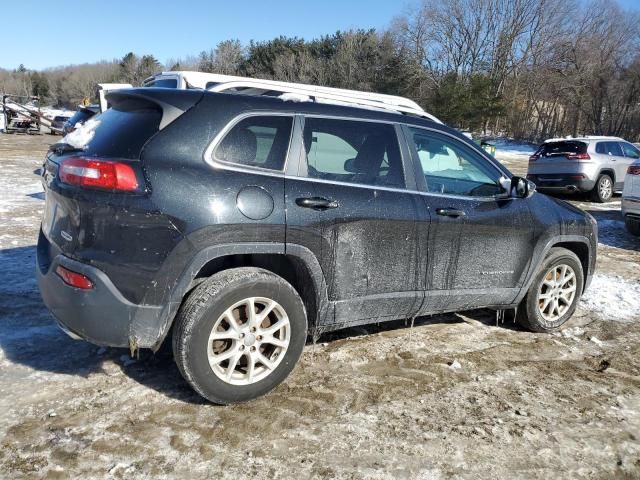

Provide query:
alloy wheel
left=536, top=264, right=577, bottom=322
left=207, top=297, right=290, bottom=385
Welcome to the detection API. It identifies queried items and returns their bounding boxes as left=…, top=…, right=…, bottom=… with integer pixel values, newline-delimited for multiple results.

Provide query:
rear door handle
left=296, top=197, right=339, bottom=210
left=436, top=208, right=466, bottom=218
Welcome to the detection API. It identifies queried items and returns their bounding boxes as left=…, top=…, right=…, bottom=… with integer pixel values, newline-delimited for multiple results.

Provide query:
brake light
left=56, top=265, right=93, bottom=289
left=528, top=154, right=539, bottom=161
left=566, top=153, right=591, bottom=160
left=59, top=156, right=138, bottom=192
left=628, top=165, right=640, bottom=175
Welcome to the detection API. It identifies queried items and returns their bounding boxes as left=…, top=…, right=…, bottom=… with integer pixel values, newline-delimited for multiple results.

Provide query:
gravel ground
left=0, top=134, right=639, bottom=479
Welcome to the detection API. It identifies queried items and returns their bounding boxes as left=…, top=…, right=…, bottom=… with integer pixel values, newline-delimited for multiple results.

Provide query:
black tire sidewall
left=181, top=274, right=307, bottom=404
left=625, top=217, right=640, bottom=236
left=522, top=250, right=584, bottom=331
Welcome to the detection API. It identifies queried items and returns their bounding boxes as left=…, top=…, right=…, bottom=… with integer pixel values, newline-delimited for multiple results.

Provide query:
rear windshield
left=67, top=109, right=94, bottom=125
left=144, top=78, right=178, bottom=88
left=538, top=141, right=587, bottom=157
left=61, top=106, right=162, bottom=159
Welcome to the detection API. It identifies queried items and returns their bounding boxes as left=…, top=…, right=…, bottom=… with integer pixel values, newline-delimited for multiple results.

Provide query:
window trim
left=204, top=111, right=296, bottom=175
left=404, top=125, right=509, bottom=199
left=296, top=114, right=411, bottom=190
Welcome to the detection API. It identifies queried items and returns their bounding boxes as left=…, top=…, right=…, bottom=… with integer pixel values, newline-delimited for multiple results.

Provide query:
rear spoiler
left=105, top=88, right=205, bottom=130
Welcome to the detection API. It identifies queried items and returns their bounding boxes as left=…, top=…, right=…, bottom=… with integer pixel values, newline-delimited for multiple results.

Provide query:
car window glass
left=410, top=128, right=503, bottom=197
left=214, top=116, right=293, bottom=171
left=302, top=117, right=404, bottom=188
left=621, top=142, right=640, bottom=159
left=599, top=141, right=623, bottom=156
left=595, top=142, right=606, bottom=154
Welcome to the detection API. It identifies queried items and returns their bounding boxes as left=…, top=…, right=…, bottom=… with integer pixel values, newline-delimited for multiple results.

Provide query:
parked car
left=37, top=84, right=597, bottom=404
left=527, top=137, right=640, bottom=202
left=622, top=160, right=640, bottom=235
left=62, top=105, right=99, bottom=134
left=49, top=115, right=71, bottom=135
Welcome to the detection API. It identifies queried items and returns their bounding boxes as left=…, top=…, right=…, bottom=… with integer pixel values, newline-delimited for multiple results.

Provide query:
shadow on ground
left=0, top=244, right=523, bottom=405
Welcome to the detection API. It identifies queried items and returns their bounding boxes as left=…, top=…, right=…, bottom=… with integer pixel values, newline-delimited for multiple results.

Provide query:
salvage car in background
left=622, top=160, right=640, bottom=235
left=49, top=115, right=71, bottom=135
left=527, top=137, right=640, bottom=202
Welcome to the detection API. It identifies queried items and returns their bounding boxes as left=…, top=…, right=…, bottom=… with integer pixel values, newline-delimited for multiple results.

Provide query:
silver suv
left=527, top=136, right=640, bottom=202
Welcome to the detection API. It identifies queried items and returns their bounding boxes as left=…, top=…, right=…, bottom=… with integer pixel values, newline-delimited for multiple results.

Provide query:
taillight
left=528, top=154, right=539, bottom=162
left=628, top=165, right=640, bottom=175
left=56, top=265, right=93, bottom=289
left=59, top=156, right=139, bottom=192
left=566, top=153, right=591, bottom=160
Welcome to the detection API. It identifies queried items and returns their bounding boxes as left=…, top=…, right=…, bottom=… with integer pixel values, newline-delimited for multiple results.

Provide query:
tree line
left=1, top=0, right=638, bottom=142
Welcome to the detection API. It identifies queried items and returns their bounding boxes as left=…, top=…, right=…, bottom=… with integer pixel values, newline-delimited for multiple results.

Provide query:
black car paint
left=37, top=88, right=597, bottom=349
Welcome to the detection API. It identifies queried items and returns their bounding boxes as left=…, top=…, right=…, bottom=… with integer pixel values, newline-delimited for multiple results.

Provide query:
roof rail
left=166, top=72, right=442, bottom=123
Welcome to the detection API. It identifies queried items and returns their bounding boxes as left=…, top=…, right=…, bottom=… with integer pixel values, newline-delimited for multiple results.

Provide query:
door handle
left=436, top=208, right=466, bottom=218
left=296, top=197, right=339, bottom=210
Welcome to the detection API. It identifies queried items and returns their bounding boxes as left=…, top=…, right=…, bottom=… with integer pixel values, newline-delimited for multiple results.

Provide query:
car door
left=620, top=142, right=640, bottom=187
left=285, top=115, right=429, bottom=326
left=404, top=126, right=536, bottom=313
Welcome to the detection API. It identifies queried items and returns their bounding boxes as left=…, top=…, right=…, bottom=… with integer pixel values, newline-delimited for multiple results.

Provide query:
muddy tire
left=517, top=247, right=584, bottom=332
left=590, top=174, right=613, bottom=203
left=172, top=267, right=307, bottom=404
left=625, top=216, right=640, bottom=236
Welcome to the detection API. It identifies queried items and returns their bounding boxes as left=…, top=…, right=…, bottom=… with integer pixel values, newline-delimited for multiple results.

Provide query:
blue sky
left=3, top=0, right=639, bottom=70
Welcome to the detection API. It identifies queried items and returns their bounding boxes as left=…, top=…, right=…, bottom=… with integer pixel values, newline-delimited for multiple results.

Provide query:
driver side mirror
left=510, top=176, right=536, bottom=199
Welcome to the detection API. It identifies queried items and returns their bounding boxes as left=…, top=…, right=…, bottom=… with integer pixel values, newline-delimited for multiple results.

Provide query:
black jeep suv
left=38, top=88, right=597, bottom=404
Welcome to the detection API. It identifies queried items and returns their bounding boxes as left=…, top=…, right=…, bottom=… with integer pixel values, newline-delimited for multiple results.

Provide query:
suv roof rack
left=147, top=71, right=442, bottom=123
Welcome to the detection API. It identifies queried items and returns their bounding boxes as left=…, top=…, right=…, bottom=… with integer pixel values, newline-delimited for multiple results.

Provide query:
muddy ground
left=0, top=134, right=638, bottom=479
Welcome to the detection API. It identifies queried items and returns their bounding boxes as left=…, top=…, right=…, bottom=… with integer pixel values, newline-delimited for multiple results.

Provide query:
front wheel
left=173, top=267, right=307, bottom=404
left=516, top=247, right=584, bottom=332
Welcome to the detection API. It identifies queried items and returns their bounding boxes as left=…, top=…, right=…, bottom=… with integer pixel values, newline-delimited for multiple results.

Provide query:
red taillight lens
left=59, top=157, right=138, bottom=192
left=628, top=165, right=640, bottom=175
left=528, top=155, right=539, bottom=162
left=566, top=153, right=591, bottom=160
left=55, top=265, right=93, bottom=289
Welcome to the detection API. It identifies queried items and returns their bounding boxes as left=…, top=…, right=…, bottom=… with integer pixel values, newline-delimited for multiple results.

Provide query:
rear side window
left=541, top=141, right=587, bottom=157
left=62, top=107, right=162, bottom=159
left=214, top=116, right=293, bottom=171
left=302, top=117, right=404, bottom=188
left=67, top=109, right=94, bottom=126
left=596, top=141, right=623, bottom=156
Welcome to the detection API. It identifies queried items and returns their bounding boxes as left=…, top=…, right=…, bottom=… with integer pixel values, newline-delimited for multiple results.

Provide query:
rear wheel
left=517, top=247, right=584, bottom=332
left=173, top=267, right=307, bottom=404
left=591, top=174, right=613, bottom=203
left=625, top=216, right=640, bottom=236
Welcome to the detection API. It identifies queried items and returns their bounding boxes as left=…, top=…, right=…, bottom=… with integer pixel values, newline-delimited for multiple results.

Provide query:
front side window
left=214, top=116, right=293, bottom=171
left=302, top=117, right=404, bottom=188
left=410, top=128, right=503, bottom=197
left=621, top=142, right=640, bottom=159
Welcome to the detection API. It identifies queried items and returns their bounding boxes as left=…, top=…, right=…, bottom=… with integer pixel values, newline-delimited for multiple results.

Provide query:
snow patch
left=61, top=117, right=100, bottom=149
left=580, top=274, right=640, bottom=321
left=279, top=92, right=311, bottom=103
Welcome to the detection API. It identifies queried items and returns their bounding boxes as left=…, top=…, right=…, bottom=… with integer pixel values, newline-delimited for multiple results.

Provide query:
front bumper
left=37, top=229, right=162, bottom=348
left=622, top=196, right=640, bottom=217
left=527, top=174, right=595, bottom=193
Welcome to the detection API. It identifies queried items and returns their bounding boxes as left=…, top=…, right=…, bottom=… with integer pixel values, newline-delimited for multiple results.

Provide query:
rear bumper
left=527, top=174, right=595, bottom=193
left=37, top=229, right=162, bottom=348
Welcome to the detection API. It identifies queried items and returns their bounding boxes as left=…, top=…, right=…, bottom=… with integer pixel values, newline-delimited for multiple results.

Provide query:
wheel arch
left=151, top=243, right=330, bottom=350
left=514, top=235, right=594, bottom=306
left=598, top=168, right=615, bottom=184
